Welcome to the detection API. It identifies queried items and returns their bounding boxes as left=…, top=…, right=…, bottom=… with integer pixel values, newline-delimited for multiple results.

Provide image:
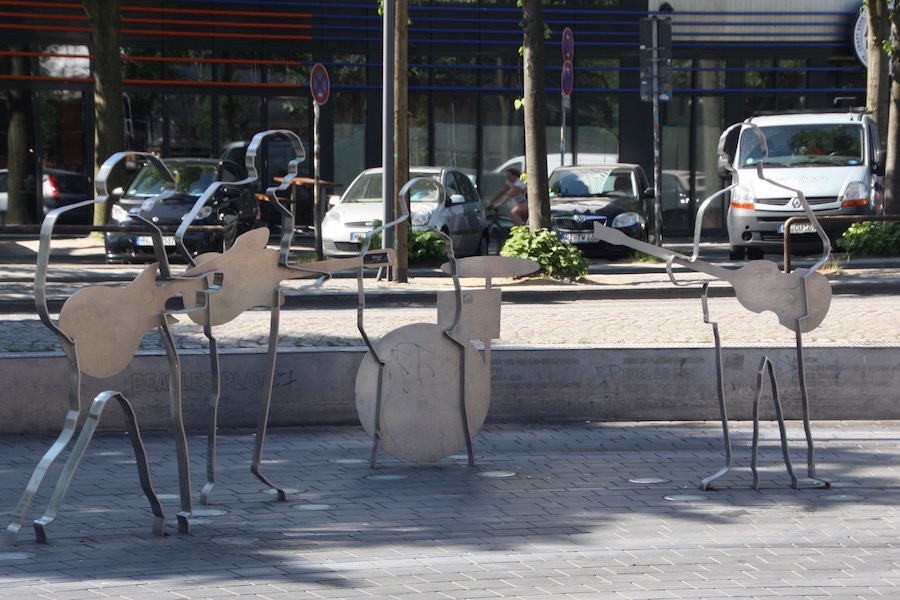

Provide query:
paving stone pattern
left=2, top=421, right=899, bottom=599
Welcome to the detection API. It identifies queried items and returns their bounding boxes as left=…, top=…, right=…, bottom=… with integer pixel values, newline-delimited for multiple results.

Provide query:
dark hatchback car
left=105, top=157, right=259, bottom=263
left=40, top=168, right=93, bottom=223
left=548, top=164, right=658, bottom=257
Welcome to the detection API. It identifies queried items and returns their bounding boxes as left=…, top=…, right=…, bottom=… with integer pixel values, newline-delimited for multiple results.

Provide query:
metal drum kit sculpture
left=353, top=178, right=539, bottom=466
left=4, top=131, right=538, bottom=545
left=594, top=123, right=833, bottom=491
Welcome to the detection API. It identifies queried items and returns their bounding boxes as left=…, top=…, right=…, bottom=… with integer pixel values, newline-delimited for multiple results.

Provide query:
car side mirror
left=874, top=148, right=886, bottom=176
left=328, top=194, right=340, bottom=207
left=717, top=156, right=733, bottom=180
left=108, top=186, right=125, bottom=204
left=643, top=187, right=654, bottom=199
left=447, top=193, right=465, bottom=205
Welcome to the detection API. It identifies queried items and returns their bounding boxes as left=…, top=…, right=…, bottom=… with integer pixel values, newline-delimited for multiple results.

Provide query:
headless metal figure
left=6, top=152, right=215, bottom=545
left=594, top=123, right=832, bottom=490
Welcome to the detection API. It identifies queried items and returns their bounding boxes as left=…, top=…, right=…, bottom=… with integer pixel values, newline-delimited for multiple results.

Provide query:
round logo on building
left=854, top=9, right=868, bottom=68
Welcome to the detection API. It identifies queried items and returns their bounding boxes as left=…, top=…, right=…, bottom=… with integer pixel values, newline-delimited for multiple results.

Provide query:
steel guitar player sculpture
left=594, top=123, right=833, bottom=490
left=6, top=130, right=396, bottom=545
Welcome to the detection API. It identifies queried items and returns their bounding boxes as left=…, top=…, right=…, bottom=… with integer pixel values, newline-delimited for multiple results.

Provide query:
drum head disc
left=355, top=323, right=490, bottom=462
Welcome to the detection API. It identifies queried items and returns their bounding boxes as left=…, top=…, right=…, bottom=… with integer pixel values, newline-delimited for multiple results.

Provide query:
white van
left=722, top=111, right=884, bottom=260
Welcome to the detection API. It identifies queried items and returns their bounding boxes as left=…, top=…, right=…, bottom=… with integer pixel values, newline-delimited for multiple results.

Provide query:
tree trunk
left=393, top=0, right=409, bottom=282
left=83, top=0, right=125, bottom=226
left=5, top=45, right=32, bottom=224
left=884, top=2, right=900, bottom=215
left=866, top=0, right=890, bottom=145
left=521, top=0, right=550, bottom=231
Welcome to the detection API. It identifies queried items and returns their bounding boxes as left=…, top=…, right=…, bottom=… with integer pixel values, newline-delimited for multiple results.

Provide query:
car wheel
left=477, top=231, right=489, bottom=256
left=746, top=247, right=764, bottom=260
left=221, top=213, right=239, bottom=251
left=728, top=245, right=745, bottom=260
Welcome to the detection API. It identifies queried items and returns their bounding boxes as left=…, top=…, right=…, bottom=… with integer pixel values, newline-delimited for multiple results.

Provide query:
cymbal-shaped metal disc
left=355, top=323, right=490, bottom=462
left=440, top=255, right=539, bottom=279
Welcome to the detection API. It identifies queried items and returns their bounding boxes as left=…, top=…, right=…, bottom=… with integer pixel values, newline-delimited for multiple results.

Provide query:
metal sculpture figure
left=354, top=177, right=539, bottom=467
left=594, top=123, right=833, bottom=490
left=6, top=151, right=214, bottom=545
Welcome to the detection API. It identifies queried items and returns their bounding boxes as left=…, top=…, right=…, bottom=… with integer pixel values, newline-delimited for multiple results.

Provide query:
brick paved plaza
left=2, top=420, right=899, bottom=599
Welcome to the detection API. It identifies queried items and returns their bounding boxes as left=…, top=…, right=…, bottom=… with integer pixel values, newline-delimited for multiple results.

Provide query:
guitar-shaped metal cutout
left=593, top=224, right=831, bottom=333
left=56, top=228, right=394, bottom=380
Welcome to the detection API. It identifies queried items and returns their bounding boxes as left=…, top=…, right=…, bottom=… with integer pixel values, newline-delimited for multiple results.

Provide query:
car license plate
left=562, top=232, right=595, bottom=243
left=777, top=222, right=816, bottom=234
left=136, top=235, right=176, bottom=247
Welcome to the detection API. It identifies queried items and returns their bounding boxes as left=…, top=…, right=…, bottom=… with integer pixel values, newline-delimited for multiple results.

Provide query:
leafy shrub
left=836, top=221, right=900, bottom=256
left=500, top=226, right=588, bottom=281
left=407, top=228, right=447, bottom=264
left=358, top=219, right=382, bottom=251
left=358, top=223, right=447, bottom=265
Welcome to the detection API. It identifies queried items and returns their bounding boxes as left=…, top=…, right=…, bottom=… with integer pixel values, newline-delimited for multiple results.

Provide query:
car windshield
left=738, top=123, right=864, bottom=168
left=341, top=171, right=441, bottom=203
left=126, top=163, right=218, bottom=199
left=549, top=169, right=634, bottom=199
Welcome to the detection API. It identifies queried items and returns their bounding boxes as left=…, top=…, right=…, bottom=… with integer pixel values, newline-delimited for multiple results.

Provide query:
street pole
left=314, top=100, right=323, bottom=260
left=651, top=18, right=662, bottom=245
left=382, top=0, right=394, bottom=272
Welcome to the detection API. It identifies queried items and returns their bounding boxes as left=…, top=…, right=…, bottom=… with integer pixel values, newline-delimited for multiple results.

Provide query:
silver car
left=321, top=166, right=490, bottom=258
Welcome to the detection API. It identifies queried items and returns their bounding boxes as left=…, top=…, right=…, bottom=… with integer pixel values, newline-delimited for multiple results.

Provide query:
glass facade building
left=0, top=0, right=870, bottom=233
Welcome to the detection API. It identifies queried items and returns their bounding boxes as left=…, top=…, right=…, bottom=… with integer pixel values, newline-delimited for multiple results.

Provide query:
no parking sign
left=310, top=63, right=330, bottom=105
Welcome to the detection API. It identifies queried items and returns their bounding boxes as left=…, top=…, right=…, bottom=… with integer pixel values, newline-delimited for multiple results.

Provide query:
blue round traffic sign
left=310, top=63, right=330, bottom=105
left=561, top=60, right=574, bottom=96
left=562, top=27, right=574, bottom=62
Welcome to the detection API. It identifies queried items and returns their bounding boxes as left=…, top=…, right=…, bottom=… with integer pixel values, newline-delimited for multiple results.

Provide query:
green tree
left=83, top=0, right=126, bottom=227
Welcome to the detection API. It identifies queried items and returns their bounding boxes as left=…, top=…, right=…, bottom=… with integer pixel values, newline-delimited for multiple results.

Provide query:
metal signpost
left=310, top=63, right=330, bottom=260
left=560, top=27, right=574, bottom=167
left=640, top=16, right=672, bottom=245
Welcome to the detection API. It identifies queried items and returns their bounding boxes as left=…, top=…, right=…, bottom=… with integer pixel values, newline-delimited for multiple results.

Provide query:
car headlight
left=110, top=203, right=130, bottom=223
left=185, top=206, right=213, bottom=221
left=842, top=181, right=867, bottom=203
left=731, top=184, right=755, bottom=207
left=612, top=212, right=641, bottom=228
left=411, top=211, right=431, bottom=227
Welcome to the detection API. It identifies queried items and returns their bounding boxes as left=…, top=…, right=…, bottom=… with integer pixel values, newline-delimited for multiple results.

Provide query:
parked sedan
left=105, top=157, right=259, bottom=263
left=548, top=164, right=658, bottom=257
left=41, top=168, right=92, bottom=223
left=321, top=166, right=490, bottom=258
left=0, top=167, right=91, bottom=224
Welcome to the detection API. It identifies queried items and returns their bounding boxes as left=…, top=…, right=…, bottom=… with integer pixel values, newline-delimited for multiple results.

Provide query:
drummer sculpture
left=354, top=177, right=539, bottom=467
